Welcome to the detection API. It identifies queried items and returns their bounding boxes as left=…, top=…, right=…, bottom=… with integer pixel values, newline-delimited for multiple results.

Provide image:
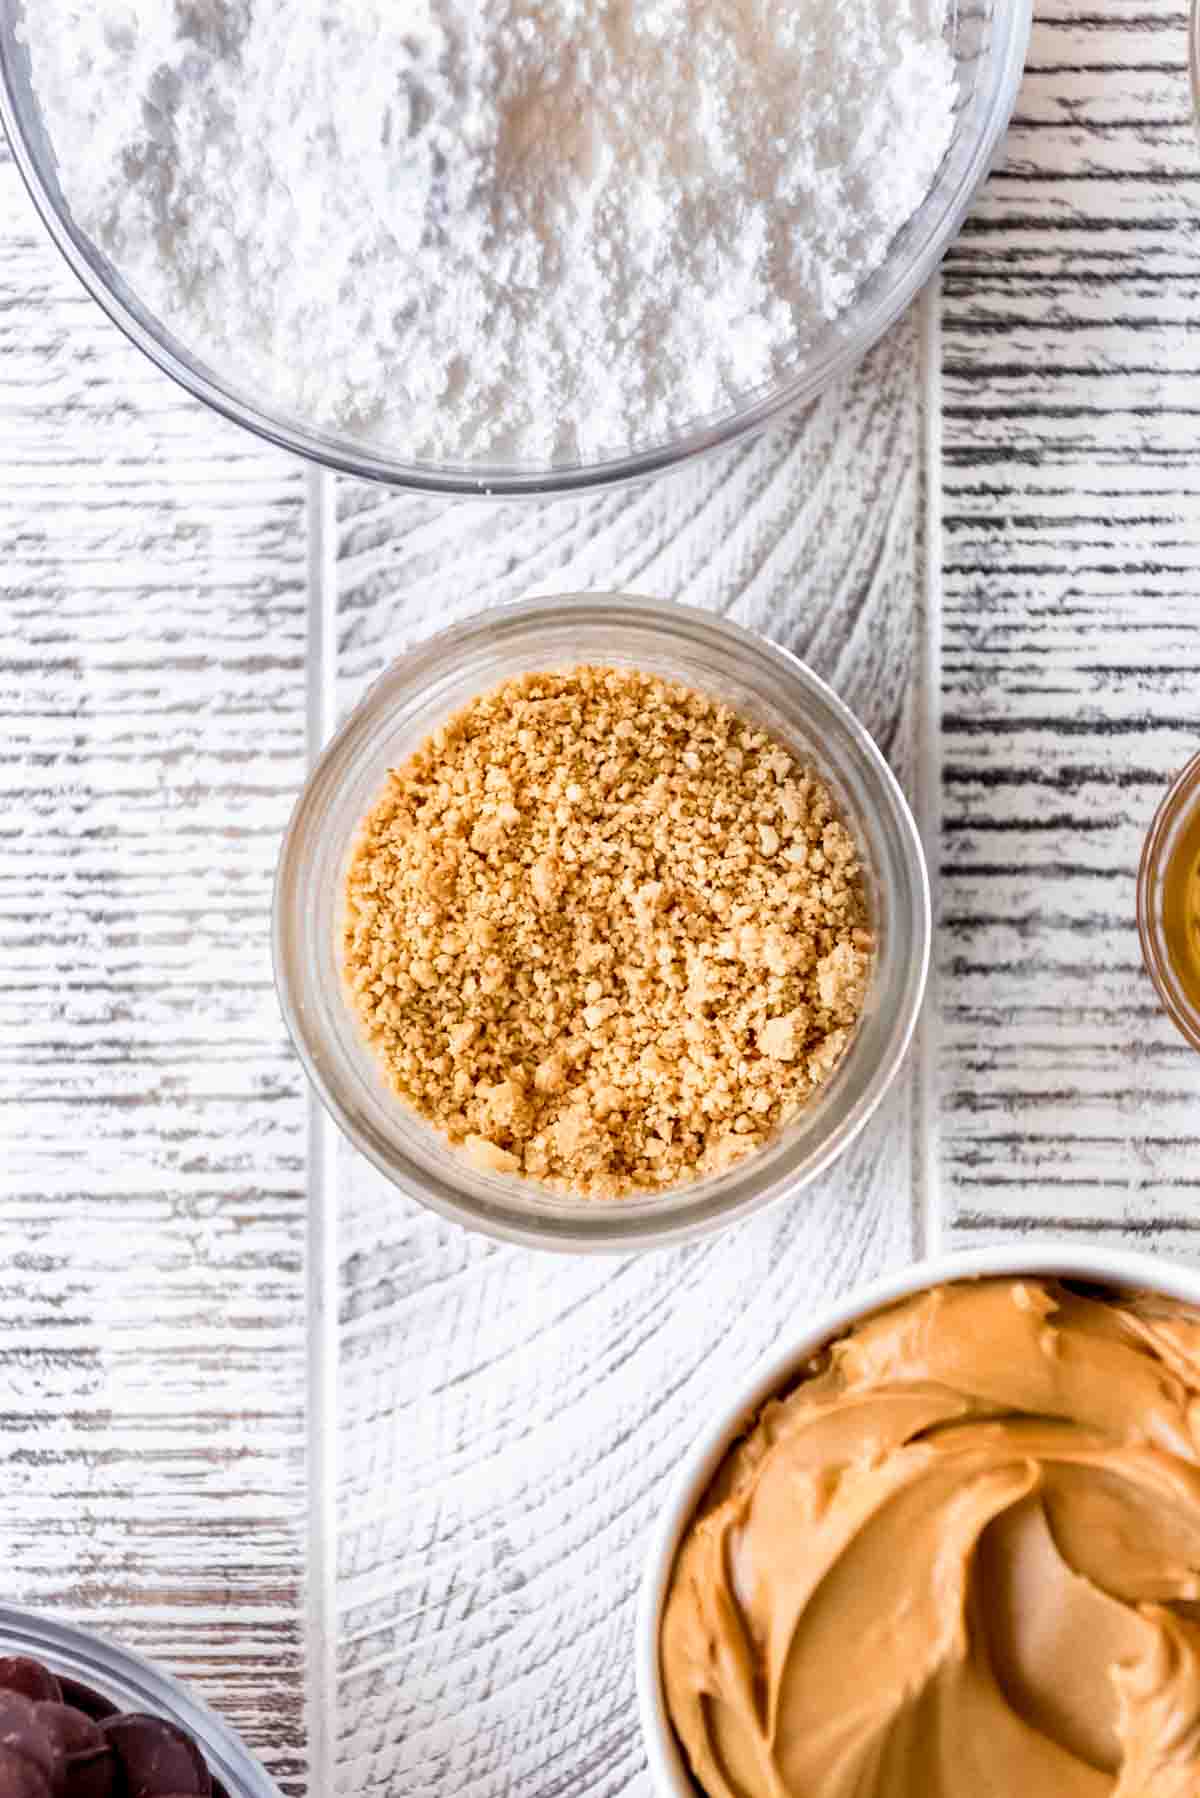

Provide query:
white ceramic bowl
left=635, top=1241, right=1200, bottom=1796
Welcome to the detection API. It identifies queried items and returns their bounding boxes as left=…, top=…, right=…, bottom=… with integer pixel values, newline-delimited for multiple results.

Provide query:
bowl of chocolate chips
left=0, top=1610, right=279, bottom=1798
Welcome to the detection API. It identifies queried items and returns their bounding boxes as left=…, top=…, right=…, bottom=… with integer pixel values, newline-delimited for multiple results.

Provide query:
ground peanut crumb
left=342, top=667, right=873, bottom=1196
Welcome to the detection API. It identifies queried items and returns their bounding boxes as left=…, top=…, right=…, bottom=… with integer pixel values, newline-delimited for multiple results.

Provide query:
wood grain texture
left=0, top=138, right=311, bottom=1791
left=331, top=319, right=924, bottom=1796
left=937, top=0, right=1200, bottom=1244
left=14, top=0, right=1200, bottom=1785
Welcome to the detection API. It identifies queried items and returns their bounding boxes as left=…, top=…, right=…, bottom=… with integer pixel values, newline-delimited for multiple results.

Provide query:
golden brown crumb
left=342, top=667, right=872, bottom=1196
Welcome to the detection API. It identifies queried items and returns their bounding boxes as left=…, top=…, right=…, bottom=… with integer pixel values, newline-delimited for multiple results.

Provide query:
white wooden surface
left=331, top=339, right=923, bottom=1796
left=0, top=132, right=309, bottom=1792
left=937, top=0, right=1200, bottom=1241
left=2, top=1, right=1200, bottom=1791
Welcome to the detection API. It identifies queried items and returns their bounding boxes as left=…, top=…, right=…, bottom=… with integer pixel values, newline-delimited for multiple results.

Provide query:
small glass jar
left=1138, top=750, right=1200, bottom=1052
left=0, top=1605, right=280, bottom=1798
left=273, top=594, right=930, bottom=1251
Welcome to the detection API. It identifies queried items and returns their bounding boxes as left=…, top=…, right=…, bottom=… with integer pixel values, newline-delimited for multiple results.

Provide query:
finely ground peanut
left=342, top=667, right=872, bottom=1196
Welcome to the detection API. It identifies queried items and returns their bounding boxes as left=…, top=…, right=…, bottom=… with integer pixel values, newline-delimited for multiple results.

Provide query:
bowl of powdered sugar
left=0, top=0, right=1029, bottom=493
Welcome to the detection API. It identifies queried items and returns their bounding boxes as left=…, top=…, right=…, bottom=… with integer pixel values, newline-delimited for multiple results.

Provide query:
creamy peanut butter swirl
left=662, top=1278, right=1200, bottom=1797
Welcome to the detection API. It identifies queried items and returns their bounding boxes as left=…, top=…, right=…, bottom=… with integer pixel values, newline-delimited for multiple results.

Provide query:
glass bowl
left=272, top=594, right=930, bottom=1251
left=1137, top=749, right=1200, bottom=1053
left=0, top=0, right=1029, bottom=496
left=0, top=1604, right=280, bottom=1798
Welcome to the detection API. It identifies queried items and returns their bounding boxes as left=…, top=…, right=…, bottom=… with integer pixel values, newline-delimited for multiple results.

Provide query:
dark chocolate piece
left=0, top=1669, right=60, bottom=1710
left=60, top=1755, right=115, bottom=1798
left=101, top=1715, right=211, bottom=1798
left=55, top=1688, right=116, bottom=1728
left=0, top=1746, right=50, bottom=1798
left=34, top=1706, right=115, bottom=1798
left=31, top=1706, right=96, bottom=1761
left=0, top=1694, right=60, bottom=1791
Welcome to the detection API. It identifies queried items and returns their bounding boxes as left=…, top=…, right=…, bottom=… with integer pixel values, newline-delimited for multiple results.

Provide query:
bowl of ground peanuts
left=272, top=594, right=929, bottom=1250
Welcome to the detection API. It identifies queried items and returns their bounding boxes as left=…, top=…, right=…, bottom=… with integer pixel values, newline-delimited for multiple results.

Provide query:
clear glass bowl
left=1137, top=749, right=1200, bottom=1053
left=0, top=1605, right=280, bottom=1798
left=0, top=0, right=1029, bottom=496
left=272, top=594, right=930, bottom=1251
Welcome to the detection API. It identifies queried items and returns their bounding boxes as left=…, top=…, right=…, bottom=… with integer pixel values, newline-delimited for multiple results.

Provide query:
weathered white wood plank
left=334, top=1109, right=911, bottom=1798
left=0, top=138, right=311, bottom=1791
left=937, top=0, right=1200, bottom=1244
left=330, top=317, right=925, bottom=1796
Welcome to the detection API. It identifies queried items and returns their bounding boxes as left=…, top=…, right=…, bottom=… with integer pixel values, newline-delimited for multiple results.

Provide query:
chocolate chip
left=31, top=1707, right=95, bottom=1761
left=56, top=1685, right=116, bottom=1727
left=34, top=1706, right=115, bottom=1798
left=60, top=1757, right=115, bottom=1798
left=0, top=1669, right=60, bottom=1709
left=0, top=1694, right=60, bottom=1791
left=0, top=1746, right=50, bottom=1798
left=101, top=1715, right=212, bottom=1798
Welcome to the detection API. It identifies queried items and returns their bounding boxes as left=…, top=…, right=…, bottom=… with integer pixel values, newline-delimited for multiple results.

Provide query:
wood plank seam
left=916, top=279, right=946, bottom=1260
left=303, top=465, right=339, bottom=1798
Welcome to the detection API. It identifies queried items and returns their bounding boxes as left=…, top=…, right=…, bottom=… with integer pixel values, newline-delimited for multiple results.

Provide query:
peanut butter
left=662, top=1277, right=1200, bottom=1797
left=343, top=667, right=870, bottom=1195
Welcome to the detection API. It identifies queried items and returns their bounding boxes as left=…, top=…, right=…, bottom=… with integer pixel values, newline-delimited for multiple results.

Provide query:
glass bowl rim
left=0, top=1602, right=282, bottom=1798
left=272, top=592, right=932, bottom=1252
left=0, top=0, right=1030, bottom=497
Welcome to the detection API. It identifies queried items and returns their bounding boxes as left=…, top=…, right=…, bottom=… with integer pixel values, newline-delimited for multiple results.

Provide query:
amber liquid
left=1161, top=805, right=1200, bottom=1011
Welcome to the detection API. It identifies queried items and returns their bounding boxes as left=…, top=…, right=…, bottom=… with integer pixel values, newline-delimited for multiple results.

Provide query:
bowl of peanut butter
left=638, top=1244, right=1200, bottom=1798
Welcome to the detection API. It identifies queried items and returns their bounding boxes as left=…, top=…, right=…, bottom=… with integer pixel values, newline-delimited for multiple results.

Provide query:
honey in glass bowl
left=1162, top=810, right=1200, bottom=1004
left=1138, top=751, right=1200, bottom=1049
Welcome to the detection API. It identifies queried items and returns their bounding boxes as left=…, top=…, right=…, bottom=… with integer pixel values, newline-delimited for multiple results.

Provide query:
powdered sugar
left=20, top=0, right=958, bottom=465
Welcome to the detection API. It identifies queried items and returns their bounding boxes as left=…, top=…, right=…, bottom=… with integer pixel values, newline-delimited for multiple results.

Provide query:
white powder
left=20, top=0, right=957, bottom=465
